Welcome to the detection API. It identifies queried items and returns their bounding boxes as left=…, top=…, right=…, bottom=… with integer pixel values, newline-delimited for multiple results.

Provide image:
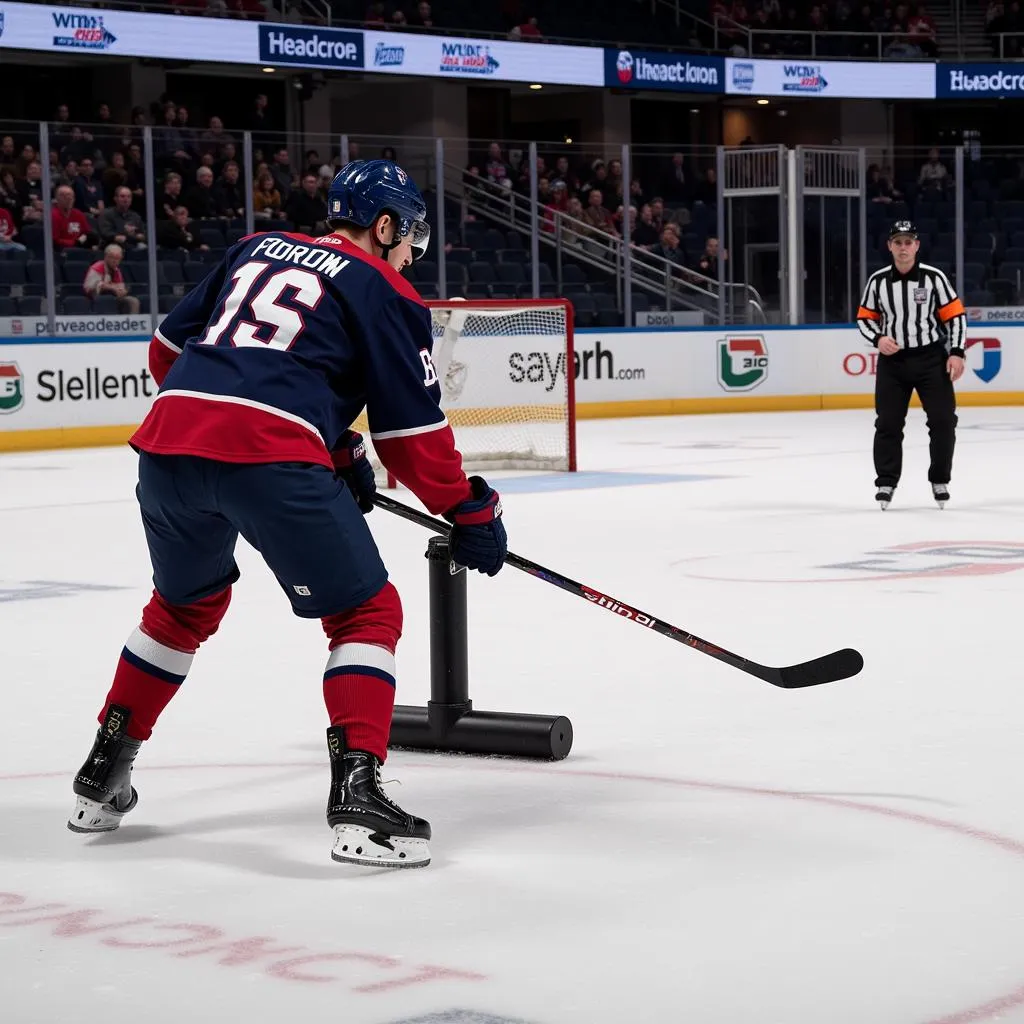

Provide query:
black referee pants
left=874, top=344, right=957, bottom=487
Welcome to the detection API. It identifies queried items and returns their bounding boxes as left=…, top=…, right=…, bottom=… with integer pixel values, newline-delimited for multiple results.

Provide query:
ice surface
left=3, top=407, right=1024, bottom=1024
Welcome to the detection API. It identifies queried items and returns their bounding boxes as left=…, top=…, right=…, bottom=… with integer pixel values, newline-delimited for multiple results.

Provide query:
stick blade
left=776, top=648, right=864, bottom=689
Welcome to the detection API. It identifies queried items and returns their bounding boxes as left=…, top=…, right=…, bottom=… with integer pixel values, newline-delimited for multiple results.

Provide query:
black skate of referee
left=856, top=219, right=967, bottom=509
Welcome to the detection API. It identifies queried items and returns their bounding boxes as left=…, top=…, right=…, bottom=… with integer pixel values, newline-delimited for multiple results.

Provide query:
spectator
left=581, top=161, right=609, bottom=200
left=214, top=142, right=239, bottom=179
left=660, top=153, right=688, bottom=204
left=692, top=167, right=717, bottom=205
left=304, top=149, right=323, bottom=178
left=102, top=151, right=129, bottom=204
left=16, top=161, right=44, bottom=226
left=83, top=243, right=139, bottom=313
left=918, top=147, right=949, bottom=193
left=648, top=196, right=667, bottom=233
left=632, top=203, right=660, bottom=248
left=176, top=105, right=199, bottom=162
left=317, top=164, right=335, bottom=201
left=285, top=173, right=328, bottom=234
left=364, top=1, right=387, bottom=27
left=563, top=195, right=587, bottom=247
left=866, top=163, right=901, bottom=203
left=410, top=1, right=434, bottom=27
left=253, top=169, right=282, bottom=219
left=510, top=16, right=542, bottom=39
left=696, top=235, right=726, bottom=276
left=157, top=205, right=209, bottom=253
left=60, top=126, right=97, bottom=166
left=159, top=172, right=184, bottom=219
left=0, top=136, right=16, bottom=167
left=72, top=157, right=105, bottom=217
left=15, top=144, right=37, bottom=179
left=582, top=188, right=619, bottom=239
left=51, top=103, right=73, bottom=154
left=186, top=166, right=220, bottom=220
left=55, top=157, right=79, bottom=191
left=0, top=205, right=26, bottom=253
left=98, top=186, right=147, bottom=249
left=154, top=102, right=193, bottom=172
left=124, top=144, right=147, bottom=206
left=542, top=178, right=570, bottom=232
left=0, top=170, right=21, bottom=230
left=246, top=93, right=272, bottom=147
left=271, top=145, right=294, bottom=200
left=213, top=162, right=246, bottom=219
left=484, top=143, right=509, bottom=184
left=51, top=185, right=96, bottom=249
left=199, top=116, right=235, bottom=161
left=390, top=9, right=408, bottom=27
left=648, top=224, right=685, bottom=268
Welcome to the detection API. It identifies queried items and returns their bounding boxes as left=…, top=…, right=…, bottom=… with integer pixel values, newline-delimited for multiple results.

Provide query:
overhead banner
left=936, top=63, right=1024, bottom=98
left=603, top=48, right=724, bottom=93
left=362, top=30, right=603, bottom=86
left=0, top=0, right=258, bottom=64
left=725, top=57, right=936, bottom=99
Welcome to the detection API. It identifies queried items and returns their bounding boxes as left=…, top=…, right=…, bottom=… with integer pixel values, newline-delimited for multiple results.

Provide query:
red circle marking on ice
left=4, top=759, right=1022, bottom=1023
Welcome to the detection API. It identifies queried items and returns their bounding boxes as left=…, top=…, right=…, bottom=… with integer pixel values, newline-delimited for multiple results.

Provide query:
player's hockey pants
left=873, top=344, right=957, bottom=487
left=136, top=453, right=389, bottom=618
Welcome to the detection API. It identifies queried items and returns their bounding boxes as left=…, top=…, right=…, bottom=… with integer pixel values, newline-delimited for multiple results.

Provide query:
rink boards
left=0, top=324, right=1021, bottom=452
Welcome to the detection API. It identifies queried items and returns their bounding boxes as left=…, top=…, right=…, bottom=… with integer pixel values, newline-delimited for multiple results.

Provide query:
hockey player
left=68, top=160, right=507, bottom=869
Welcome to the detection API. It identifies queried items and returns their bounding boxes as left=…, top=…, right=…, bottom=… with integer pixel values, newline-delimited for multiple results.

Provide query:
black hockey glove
left=331, top=430, right=376, bottom=514
left=444, top=476, right=507, bottom=577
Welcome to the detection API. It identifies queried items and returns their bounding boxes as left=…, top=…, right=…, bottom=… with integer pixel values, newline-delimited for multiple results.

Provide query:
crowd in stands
left=0, top=93, right=345, bottom=316
left=985, top=0, right=1024, bottom=56
left=713, top=0, right=937, bottom=57
left=465, top=143, right=725, bottom=284
left=16, top=0, right=943, bottom=59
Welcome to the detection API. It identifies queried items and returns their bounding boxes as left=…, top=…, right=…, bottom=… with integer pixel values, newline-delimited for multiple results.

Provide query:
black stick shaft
left=373, top=493, right=863, bottom=689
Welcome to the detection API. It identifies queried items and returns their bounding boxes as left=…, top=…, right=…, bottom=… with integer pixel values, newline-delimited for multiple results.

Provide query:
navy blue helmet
left=327, top=159, right=430, bottom=259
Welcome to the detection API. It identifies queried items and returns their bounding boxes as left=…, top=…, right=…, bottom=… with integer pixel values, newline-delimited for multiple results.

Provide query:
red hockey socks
left=100, top=587, right=232, bottom=741
left=321, top=582, right=403, bottom=762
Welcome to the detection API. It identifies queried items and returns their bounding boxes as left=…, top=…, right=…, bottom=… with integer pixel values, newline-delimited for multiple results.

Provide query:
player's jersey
left=131, top=231, right=471, bottom=514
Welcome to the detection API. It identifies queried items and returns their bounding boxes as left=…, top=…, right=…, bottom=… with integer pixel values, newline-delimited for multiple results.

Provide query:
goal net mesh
left=364, top=300, right=574, bottom=479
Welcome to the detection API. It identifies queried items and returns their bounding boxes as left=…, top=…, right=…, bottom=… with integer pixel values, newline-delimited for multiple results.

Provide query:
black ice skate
left=68, top=704, right=141, bottom=833
left=326, top=726, right=431, bottom=868
left=876, top=485, right=895, bottom=510
left=932, top=483, right=950, bottom=509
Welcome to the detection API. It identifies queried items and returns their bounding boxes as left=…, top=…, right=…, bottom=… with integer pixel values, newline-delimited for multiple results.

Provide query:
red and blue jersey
left=131, top=231, right=471, bottom=514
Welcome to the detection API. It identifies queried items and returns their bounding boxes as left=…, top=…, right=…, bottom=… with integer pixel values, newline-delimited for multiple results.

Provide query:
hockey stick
left=374, top=493, right=863, bottom=689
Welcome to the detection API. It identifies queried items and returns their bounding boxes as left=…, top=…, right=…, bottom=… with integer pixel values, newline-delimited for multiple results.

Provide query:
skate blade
left=331, top=824, right=430, bottom=869
left=67, top=792, right=136, bottom=833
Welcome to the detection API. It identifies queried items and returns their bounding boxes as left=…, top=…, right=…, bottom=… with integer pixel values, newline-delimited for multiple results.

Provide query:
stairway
left=932, top=0, right=992, bottom=58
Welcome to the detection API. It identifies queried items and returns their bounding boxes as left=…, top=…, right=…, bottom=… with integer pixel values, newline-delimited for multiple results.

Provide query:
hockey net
left=364, top=298, right=576, bottom=480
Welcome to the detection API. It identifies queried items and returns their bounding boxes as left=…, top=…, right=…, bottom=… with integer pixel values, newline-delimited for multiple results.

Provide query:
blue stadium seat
left=92, top=295, right=120, bottom=315
left=964, top=262, right=988, bottom=287
left=418, top=283, right=439, bottom=299
left=561, top=264, right=586, bottom=285
left=0, top=297, right=15, bottom=315
left=444, top=262, right=469, bottom=290
left=61, top=296, right=90, bottom=315
left=199, top=227, right=226, bottom=249
left=16, top=297, right=42, bottom=315
left=465, top=283, right=491, bottom=300
left=478, top=228, right=506, bottom=253
left=159, top=261, right=185, bottom=285
left=159, top=295, right=180, bottom=314
left=488, top=285, right=517, bottom=299
left=998, top=261, right=1024, bottom=286
left=415, top=259, right=438, bottom=285
left=61, top=262, right=87, bottom=286
left=496, top=263, right=526, bottom=284
left=0, top=263, right=27, bottom=287
left=966, top=248, right=993, bottom=266
left=126, top=248, right=149, bottom=262
left=988, top=278, right=1017, bottom=303
left=505, top=230, right=525, bottom=249
left=225, top=228, right=247, bottom=246
left=966, top=290, right=994, bottom=307
left=571, top=294, right=596, bottom=328
left=25, top=262, right=48, bottom=287
left=468, top=261, right=495, bottom=284
left=19, top=225, right=44, bottom=257
left=445, top=248, right=473, bottom=266
left=184, top=263, right=210, bottom=285
left=496, top=248, right=527, bottom=264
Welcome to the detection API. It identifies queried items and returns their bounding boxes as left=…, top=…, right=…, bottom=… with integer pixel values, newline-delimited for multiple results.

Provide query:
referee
left=856, top=219, right=966, bottom=509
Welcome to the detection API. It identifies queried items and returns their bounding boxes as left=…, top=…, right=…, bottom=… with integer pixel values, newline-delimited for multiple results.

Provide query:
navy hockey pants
left=136, top=453, right=389, bottom=618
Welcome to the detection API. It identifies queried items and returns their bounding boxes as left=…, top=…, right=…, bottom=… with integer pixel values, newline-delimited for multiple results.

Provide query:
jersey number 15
left=200, top=261, right=325, bottom=352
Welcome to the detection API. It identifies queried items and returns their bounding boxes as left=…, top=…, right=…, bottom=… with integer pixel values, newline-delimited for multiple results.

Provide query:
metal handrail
left=713, top=14, right=933, bottom=59
left=997, top=33, right=1024, bottom=57
left=449, top=167, right=765, bottom=323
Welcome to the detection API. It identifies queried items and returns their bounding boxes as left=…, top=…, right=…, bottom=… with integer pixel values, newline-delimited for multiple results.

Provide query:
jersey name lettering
left=249, top=236, right=350, bottom=278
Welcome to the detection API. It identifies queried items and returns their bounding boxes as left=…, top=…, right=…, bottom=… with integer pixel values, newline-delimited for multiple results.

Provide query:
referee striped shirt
left=856, top=262, right=966, bottom=355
